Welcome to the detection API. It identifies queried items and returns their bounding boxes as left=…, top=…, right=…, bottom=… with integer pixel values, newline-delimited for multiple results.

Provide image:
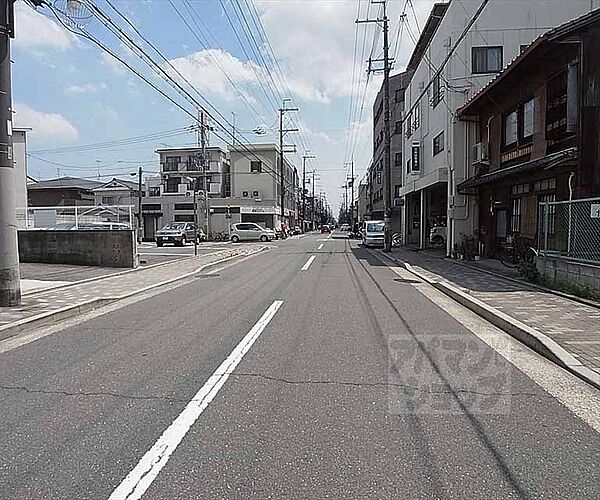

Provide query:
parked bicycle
left=499, top=236, right=538, bottom=268
left=212, top=231, right=230, bottom=242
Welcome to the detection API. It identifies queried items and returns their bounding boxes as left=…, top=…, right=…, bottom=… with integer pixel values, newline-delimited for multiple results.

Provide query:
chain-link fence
left=16, top=205, right=135, bottom=231
left=538, top=197, right=600, bottom=263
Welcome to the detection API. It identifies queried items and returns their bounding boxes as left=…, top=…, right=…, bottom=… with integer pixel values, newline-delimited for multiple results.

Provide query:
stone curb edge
left=376, top=250, right=600, bottom=391
left=0, top=247, right=267, bottom=344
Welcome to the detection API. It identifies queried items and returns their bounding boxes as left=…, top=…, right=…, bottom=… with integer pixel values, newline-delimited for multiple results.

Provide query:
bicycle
left=212, top=231, right=230, bottom=242
left=499, top=237, right=537, bottom=268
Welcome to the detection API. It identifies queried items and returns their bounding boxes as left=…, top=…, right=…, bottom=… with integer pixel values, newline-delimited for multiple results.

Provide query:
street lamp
left=184, top=176, right=199, bottom=256
left=129, top=167, right=143, bottom=243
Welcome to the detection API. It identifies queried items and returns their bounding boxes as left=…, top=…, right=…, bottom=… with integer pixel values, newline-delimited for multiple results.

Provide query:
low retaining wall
left=18, top=230, right=137, bottom=268
left=537, top=255, right=600, bottom=293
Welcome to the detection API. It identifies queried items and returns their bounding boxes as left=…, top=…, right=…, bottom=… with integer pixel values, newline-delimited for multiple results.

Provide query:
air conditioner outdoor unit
left=473, top=142, right=489, bottom=164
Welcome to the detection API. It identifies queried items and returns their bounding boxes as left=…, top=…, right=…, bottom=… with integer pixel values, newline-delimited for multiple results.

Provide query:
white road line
left=301, top=255, right=316, bottom=271
left=108, top=300, right=284, bottom=500
left=317, top=243, right=324, bottom=250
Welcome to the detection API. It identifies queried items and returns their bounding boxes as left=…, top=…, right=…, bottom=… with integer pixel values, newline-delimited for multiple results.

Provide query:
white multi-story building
left=142, top=143, right=298, bottom=240
left=399, top=0, right=600, bottom=252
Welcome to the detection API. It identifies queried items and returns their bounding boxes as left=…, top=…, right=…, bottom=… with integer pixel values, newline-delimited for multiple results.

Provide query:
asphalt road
left=0, top=233, right=598, bottom=499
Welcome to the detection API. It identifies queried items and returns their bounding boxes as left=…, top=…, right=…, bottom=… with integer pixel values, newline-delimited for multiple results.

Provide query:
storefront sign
left=240, top=206, right=277, bottom=214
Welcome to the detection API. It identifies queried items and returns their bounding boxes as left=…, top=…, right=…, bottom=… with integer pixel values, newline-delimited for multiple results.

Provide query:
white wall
left=13, top=130, right=28, bottom=209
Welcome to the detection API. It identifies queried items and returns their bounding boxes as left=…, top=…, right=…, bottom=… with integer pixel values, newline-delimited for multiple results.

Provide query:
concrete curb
left=22, top=251, right=216, bottom=297
left=398, top=259, right=600, bottom=391
left=0, top=247, right=268, bottom=344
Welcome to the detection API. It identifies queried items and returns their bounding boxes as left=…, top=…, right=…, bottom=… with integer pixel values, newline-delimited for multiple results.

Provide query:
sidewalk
left=0, top=245, right=266, bottom=340
left=383, top=247, right=600, bottom=386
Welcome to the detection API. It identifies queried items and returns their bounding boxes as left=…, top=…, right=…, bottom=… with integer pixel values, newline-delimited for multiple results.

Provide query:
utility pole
left=130, top=166, right=143, bottom=243
left=302, top=152, right=315, bottom=232
left=311, top=170, right=316, bottom=230
left=197, top=109, right=211, bottom=239
left=278, top=99, right=298, bottom=234
left=0, top=0, right=20, bottom=306
left=357, top=0, right=393, bottom=251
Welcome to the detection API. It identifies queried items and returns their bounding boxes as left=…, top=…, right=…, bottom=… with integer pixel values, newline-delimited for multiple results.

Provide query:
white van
left=362, top=220, right=385, bottom=247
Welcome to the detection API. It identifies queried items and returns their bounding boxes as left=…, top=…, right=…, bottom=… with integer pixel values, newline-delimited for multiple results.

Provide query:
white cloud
left=91, top=103, right=119, bottom=122
left=169, top=48, right=261, bottom=99
left=14, top=2, right=74, bottom=51
left=254, top=0, right=432, bottom=102
left=13, top=103, right=79, bottom=142
left=65, top=83, right=107, bottom=95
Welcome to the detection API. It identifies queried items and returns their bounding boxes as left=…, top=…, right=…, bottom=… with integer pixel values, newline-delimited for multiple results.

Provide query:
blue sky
left=13, top=0, right=433, bottom=213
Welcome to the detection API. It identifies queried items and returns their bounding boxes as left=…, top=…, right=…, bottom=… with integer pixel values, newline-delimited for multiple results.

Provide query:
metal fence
left=16, top=205, right=135, bottom=231
left=538, top=197, right=600, bottom=263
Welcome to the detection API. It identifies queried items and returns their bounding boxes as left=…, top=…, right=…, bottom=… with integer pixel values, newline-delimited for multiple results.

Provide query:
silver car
left=230, top=223, right=276, bottom=243
left=156, top=222, right=203, bottom=247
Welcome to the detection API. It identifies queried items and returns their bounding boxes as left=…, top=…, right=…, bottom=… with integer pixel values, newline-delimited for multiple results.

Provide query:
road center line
left=108, top=300, right=284, bottom=500
left=301, top=255, right=316, bottom=271
left=317, top=243, right=324, bottom=250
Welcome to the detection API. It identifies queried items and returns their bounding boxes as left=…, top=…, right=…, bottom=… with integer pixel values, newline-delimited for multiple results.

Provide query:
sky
left=13, top=0, right=435, bottom=214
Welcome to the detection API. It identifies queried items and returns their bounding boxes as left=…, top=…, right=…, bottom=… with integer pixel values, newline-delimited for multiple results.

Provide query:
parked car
left=362, top=221, right=385, bottom=247
left=292, top=226, right=303, bottom=235
left=340, top=224, right=351, bottom=231
left=155, top=222, right=201, bottom=247
left=429, top=226, right=447, bottom=247
left=230, top=223, right=276, bottom=243
left=320, top=224, right=331, bottom=233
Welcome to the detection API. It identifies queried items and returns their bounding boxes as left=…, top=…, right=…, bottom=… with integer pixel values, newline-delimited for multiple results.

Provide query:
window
left=522, top=99, right=535, bottom=140
left=433, top=131, right=445, bottom=156
left=174, top=203, right=194, bottom=211
left=101, top=196, right=114, bottom=205
left=432, top=72, right=442, bottom=107
left=394, top=152, right=402, bottom=166
left=164, top=156, right=180, bottom=172
left=242, top=190, right=249, bottom=197
left=511, top=183, right=530, bottom=196
left=511, top=198, right=522, bottom=233
left=503, top=110, right=518, bottom=147
left=413, top=103, right=420, bottom=130
left=533, top=178, right=556, bottom=192
left=165, top=177, right=179, bottom=193
left=546, top=70, right=568, bottom=140
left=148, top=187, right=160, bottom=197
left=395, top=121, right=402, bottom=134
left=472, top=46, right=503, bottom=74
left=539, top=193, right=556, bottom=235
left=142, top=203, right=161, bottom=211
left=250, top=161, right=262, bottom=173
left=405, top=113, right=412, bottom=139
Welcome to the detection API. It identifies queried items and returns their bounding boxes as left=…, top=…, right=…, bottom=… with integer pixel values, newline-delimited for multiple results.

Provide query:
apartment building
left=142, top=143, right=298, bottom=240
left=399, top=0, right=600, bottom=252
left=364, top=71, right=411, bottom=229
left=142, top=146, right=230, bottom=240
left=228, top=143, right=298, bottom=230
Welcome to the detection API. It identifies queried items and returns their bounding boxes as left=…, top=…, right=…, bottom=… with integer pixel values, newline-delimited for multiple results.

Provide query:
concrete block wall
left=18, top=230, right=137, bottom=268
left=537, top=256, right=600, bottom=293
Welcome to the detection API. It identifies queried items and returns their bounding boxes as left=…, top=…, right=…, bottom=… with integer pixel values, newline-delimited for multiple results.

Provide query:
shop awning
left=457, top=148, right=577, bottom=194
